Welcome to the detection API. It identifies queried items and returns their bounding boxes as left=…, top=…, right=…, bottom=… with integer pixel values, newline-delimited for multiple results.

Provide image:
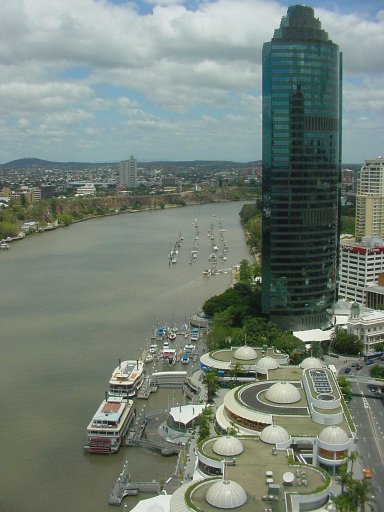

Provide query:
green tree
left=0, top=221, right=19, bottom=238
left=330, top=326, right=363, bottom=356
left=204, top=371, right=219, bottom=403
left=58, top=213, right=73, bottom=226
left=238, top=259, right=253, bottom=284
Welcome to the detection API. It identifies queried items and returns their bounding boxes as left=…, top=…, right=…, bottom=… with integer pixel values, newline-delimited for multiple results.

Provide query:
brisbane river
left=0, top=201, right=252, bottom=512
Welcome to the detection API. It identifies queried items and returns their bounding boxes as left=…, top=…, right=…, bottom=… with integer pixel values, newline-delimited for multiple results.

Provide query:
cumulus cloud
left=0, top=0, right=382, bottom=162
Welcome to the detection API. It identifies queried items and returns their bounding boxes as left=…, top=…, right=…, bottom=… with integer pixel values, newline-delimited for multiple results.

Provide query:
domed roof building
left=213, top=436, right=244, bottom=457
left=300, top=357, right=323, bottom=370
left=318, top=425, right=349, bottom=445
left=265, top=381, right=301, bottom=404
left=257, top=356, right=279, bottom=370
left=260, top=424, right=290, bottom=445
left=205, top=479, right=247, bottom=509
left=233, top=346, right=257, bottom=361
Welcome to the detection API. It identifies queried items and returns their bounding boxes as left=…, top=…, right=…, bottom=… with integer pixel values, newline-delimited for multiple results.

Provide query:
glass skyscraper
left=261, top=5, right=342, bottom=331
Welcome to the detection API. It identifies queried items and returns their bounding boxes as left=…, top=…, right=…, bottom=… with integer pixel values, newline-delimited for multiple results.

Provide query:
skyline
left=0, top=0, right=383, bottom=164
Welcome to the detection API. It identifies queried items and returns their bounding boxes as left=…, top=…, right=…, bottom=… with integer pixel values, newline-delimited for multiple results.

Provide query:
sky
left=0, top=0, right=383, bottom=164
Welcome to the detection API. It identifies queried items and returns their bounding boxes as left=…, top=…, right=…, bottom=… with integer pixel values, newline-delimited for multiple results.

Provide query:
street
left=346, top=363, right=384, bottom=510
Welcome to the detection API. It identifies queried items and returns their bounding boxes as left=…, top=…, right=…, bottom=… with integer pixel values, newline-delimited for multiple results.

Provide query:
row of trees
left=333, top=454, right=374, bottom=511
left=202, top=259, right=309, bottom=364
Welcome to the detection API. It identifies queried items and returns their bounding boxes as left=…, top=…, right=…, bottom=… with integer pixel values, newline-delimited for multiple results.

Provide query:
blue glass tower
left=261, top=5, right=342, bottom=331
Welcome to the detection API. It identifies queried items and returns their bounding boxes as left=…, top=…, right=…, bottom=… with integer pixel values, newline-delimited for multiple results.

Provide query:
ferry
left=109, top=360, right=145, bottom=398
left=84, top=395, right=134, bottom=454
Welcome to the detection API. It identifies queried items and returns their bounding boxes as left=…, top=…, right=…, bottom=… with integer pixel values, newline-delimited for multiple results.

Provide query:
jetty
left=109, top=461, right=161, bottom=505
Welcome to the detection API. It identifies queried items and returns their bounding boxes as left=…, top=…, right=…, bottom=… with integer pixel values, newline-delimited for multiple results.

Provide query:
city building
left=365, top=274, right=384, bottom=309
left=75, top=183, right=96, bottom=196
left=347, top=302, right=384, bottom=355
left=175, top=343, right=356, bottom=511
left=339, top=237, right=384, bottom=304
left=261, top=5, right=342, bottom=331
left=355, top=157, right=384, bottom=240
left=119, top=156, right=138, bottom=189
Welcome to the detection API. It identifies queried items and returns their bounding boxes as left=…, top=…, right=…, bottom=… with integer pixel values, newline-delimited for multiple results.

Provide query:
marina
left=0, top=201, right=251, bottom=512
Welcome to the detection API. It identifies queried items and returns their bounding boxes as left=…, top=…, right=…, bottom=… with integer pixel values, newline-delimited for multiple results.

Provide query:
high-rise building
left=119, top=155, right=138, bottom=188
left=339, top=237, right=384, bottom=305
left=355, top=157, right=384, bottom=240
left=261, top=5, right=342, bottom=331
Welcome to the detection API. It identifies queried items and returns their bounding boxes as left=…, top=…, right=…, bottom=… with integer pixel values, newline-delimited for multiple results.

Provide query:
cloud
left=0, top=0, right=382, bottom=162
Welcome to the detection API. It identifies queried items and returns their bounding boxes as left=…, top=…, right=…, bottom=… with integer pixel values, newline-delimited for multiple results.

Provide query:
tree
left=204, top=371, right=219, bottom=403
left=330, top=326, right=363, bottom=356
left=238, top=259, right=253, bottom=284
left=337, top=464, right=352, bottom=494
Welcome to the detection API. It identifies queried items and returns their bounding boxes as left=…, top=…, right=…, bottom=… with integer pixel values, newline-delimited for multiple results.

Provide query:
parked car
left=366, top=360, right=374, bottom=365
left=344, top=367, right=351, bottom=374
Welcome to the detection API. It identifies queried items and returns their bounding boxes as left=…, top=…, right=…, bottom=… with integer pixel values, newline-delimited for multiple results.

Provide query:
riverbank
left=4, top=194, right=255, bottom=246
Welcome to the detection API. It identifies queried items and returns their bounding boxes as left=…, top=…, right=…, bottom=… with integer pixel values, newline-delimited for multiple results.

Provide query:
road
left=345, top=363, right=384, bottom=510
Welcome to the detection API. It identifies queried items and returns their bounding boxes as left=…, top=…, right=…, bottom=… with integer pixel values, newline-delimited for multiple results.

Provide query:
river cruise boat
left=109, top=360, right=145, bottom=398
left=84, top=396, right=134, bottom=454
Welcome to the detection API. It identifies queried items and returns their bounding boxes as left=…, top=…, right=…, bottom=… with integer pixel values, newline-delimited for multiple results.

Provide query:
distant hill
left=0, top=157, right=116, bottom=170
left=0, top=157, right=262, bottom=171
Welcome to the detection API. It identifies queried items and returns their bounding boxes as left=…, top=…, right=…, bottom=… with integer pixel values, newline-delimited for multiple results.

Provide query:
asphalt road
left=346, top=363, right=384, bottom=510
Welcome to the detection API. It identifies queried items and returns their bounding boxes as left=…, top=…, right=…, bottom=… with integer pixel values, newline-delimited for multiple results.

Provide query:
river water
left=0, top=202, right=251, bottom=512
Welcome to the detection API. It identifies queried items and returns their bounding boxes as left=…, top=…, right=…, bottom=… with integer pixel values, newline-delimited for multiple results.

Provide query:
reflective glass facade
left=261, top=5, right=342, bottom=331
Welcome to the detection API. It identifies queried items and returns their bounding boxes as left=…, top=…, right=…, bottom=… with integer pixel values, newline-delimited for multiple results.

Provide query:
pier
left=109, top=461, right=161, bottom=505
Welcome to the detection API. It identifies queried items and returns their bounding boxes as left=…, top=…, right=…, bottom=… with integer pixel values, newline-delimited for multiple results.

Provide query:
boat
left=109, top=360, right=145, bottom=398
left=156, top=327, right=165, bottom=341
left=162, top=347, right=176, bottom=365
left=190, top=327, right=200, bottom=342
left=144, top=353, right=154, bottom=363
left=84, top=395, right=134, bottom=454
left=0, top=242, right=10, bottom=250
left=149, top=344, right=158, bottom=354
left=181, top=353, right=190, bottom=364
left=168, top=331, right=177, bottom=341
left=203, top=269, right=211, bottom=276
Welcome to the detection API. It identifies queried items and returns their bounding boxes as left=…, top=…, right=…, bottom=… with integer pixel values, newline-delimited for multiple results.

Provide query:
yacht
left=84, top=395, right=134, bottom=454
left=109, top=360, right=145, bottom=398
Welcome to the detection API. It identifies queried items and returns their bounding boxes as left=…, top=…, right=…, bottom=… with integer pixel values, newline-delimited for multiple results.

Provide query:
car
left=344, top=367, right=351, bottom=374
left=366, top=360, right=374, bottom=365
left=351, top=362, right=356, bottom=367
left=381, top=355, right=384, bottom=361
left=368, top=384, right=378, bottom=393
left=362, top=467, right=372, bottom=479
left=355, top=364, right=362, bottom=370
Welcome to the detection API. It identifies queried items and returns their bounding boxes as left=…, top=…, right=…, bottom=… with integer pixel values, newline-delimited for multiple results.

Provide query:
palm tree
left=348, top=450, right=358, bottom=474
left=204, top=370, right=218, bottom=403
left=351, top=479, right=375, bottom=512
left=337, top=464, right=352, bottom=494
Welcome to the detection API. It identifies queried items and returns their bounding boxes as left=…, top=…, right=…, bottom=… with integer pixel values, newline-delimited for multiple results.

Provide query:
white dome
left=260, top=424, right=290, bottom=444
left=233, top=346, right=257, bottom=361
left=257, top=356, right=279, bottom=370
left=206, top=479, right=247, bottom=509
left=300, top=357, right=323, bottom=369
left=265, top=381, right=301, bottom=404
left=213, top=436, right=244, bottom=457
left=318, top=425, right=349, bottom=445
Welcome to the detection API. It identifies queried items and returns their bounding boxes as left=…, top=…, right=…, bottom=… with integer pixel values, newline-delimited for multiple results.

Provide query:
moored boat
left=109, top=360, right=145, bottom=398
left=84, top=395, right=134, bottom=454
